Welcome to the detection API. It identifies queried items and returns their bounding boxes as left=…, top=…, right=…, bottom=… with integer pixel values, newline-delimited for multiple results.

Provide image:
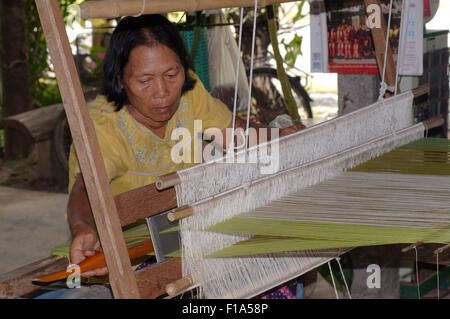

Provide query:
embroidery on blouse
left=117, top=97, right=193, bottom=169
left=117, top=109, right=166, bottom=168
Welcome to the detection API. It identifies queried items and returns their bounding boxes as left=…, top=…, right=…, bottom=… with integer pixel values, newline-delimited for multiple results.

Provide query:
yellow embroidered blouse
left=68, top=73, right=232, bottom=195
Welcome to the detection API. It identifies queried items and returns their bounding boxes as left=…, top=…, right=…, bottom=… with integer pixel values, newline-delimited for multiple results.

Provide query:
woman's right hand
left=69, top=225, right=109, bottom=277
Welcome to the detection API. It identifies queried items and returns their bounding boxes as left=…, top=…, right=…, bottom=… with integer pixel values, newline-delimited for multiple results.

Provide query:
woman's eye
left=166, top=69, right=180, bottom=78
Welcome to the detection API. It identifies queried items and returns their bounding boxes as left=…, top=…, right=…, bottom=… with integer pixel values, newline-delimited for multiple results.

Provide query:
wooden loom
left=0, top=0, right=447, bottom=299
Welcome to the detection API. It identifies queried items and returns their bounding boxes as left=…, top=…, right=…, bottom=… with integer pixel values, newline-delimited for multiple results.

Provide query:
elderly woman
left=67, top=14, right=303, bottom=278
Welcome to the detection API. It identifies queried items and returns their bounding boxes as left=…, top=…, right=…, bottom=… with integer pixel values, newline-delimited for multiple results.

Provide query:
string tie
left=328, top=261, right=339, bottom=299
left=133, top=0, right=146, bottom=17
left=436, top=251, right=440, bottom=299
left=378, top=82, right=395, bottom=101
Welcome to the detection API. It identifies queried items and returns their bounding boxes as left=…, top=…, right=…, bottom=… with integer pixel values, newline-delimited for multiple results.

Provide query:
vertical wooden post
left=364, top=0, right=399, bottom=94
left=35, top=0, right=140, bottom=298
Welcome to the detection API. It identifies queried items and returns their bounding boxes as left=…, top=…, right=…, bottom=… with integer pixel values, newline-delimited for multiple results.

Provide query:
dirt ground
left=0, top=153, right=70, bottom=275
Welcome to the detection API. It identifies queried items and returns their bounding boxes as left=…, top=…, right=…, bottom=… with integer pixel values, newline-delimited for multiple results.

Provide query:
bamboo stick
left=401, top=242, right=424, bottom=253
left=423, top=116, right=444, bottom=130
left=78, top=0, right=296, bottom=19
left=165, top=274, right=195, bottom=296
left=167, top=206, right=194, bottom=222
left=364, top=0, right=399, bottom=95
left=156, top=171, right=181, bottom=190
left=266, top=5, right=301, bottom=123
left=434, top=244, right=450, bottom=255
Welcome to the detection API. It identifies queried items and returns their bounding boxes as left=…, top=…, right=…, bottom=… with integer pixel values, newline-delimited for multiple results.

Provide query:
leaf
left=281, top=33, right=304, bottom=66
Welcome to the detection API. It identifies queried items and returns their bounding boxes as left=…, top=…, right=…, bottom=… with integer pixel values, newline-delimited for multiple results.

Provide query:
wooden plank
left=412, top=84, right=429, bottom=98
left=0, top=256, right=68, bottom=299
left=135, top=258, right=182, bottom=299
left=0, top=255, right=181, bottom=299
left=115, top=184, right=177, bottom=226
left=352, top=244, right=450, bottom=265
left=79, top=0, right=296, bottom=19
left=364, top=0, right=399, bottom=94
left=35, top=0, right=140, bottom=298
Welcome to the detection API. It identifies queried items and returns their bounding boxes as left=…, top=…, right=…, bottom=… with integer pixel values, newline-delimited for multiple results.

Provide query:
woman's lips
left=154, top=106, right=170, bottom=113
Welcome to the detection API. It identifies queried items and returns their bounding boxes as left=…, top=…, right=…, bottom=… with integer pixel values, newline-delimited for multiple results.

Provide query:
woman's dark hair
left=102, top=14, right=196, bottom=111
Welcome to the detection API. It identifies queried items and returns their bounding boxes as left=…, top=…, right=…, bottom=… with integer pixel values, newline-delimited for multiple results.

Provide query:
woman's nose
left=153, top=77, right=169, bottom=99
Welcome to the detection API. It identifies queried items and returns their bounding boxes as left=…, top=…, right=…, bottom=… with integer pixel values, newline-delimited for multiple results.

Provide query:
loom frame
left=0, top=0, right=444, bottom=299
left=33, top=0, right=325, bottom=299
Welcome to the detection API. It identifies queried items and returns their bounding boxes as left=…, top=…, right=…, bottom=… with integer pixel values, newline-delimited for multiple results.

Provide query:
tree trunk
left=0, top=0, right=33, bottom=159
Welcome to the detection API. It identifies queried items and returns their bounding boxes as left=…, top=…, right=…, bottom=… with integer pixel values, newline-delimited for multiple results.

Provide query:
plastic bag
left=207, top=11, right=249, bottom=113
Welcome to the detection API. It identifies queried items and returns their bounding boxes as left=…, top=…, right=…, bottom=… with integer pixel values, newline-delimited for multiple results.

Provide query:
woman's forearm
left=67, top=174, right=97, bottom=237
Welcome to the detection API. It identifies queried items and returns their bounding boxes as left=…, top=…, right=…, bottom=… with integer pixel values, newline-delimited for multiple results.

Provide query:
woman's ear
left=117, top=74, right=125, bottom=90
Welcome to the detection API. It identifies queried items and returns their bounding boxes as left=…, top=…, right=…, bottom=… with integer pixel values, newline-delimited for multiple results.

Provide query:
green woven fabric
left=205, top=137, right=450, bottom=258
left=206, top=218, right=450, bottom=258
left=183, top=28, right=210, bottom=92
left=350, top=138, right=450, bottom=175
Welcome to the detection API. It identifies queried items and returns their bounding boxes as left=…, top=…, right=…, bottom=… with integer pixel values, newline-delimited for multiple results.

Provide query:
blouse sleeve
left=67, top=114, right=127, bottom=193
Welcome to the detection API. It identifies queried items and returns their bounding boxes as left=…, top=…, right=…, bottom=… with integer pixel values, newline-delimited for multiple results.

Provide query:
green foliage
left=292, top=0, right=307, bottom=22
left=227, top=2, right=307, bottom=68
left=84, top=46, right=106, bottom=76
left=25, top=0, right=80, bottom=108
left=281, top=34, right=303, bottom=68
left=21, top=1, right=308, bottom=109
left=279, top=1, right=307, bottom=68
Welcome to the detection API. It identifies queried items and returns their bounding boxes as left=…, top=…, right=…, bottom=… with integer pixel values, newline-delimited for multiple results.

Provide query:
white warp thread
left=179, top=122, right=424, bottom=298
left=175, top=91, right=414, bottom=207
left=244, top=172, right=450, bottom=229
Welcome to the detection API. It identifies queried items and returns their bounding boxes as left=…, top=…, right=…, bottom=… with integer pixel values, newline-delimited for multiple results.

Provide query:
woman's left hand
left=279, top=123, right=306, bottom=137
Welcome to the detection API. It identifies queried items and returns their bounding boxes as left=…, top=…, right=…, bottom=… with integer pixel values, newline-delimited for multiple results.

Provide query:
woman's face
left=121, top=43, right=185, bottom=128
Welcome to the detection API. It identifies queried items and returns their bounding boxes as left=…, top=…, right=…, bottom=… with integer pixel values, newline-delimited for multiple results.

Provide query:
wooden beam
left=78, top=0, right=295, bottom=19
left=364, top=0, right=398, bottom=94
left=352, top=244, right=450, bottom=265
left=135, top=258, right=182, bottom=299
left=412, top=84, right=429, bottom=98
left=0, top=256, right=68, bottom=299
left=35, top=0, right=140, bottom=298
left=115, top=184, right=177, bottom=226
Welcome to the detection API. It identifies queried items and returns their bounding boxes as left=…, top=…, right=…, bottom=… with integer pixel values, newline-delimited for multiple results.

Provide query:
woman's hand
left=68, top=174, right=108, bottom=277
left=279, top=123, right=306, bottom=137
left=69, top=225, right=108, bottom=277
